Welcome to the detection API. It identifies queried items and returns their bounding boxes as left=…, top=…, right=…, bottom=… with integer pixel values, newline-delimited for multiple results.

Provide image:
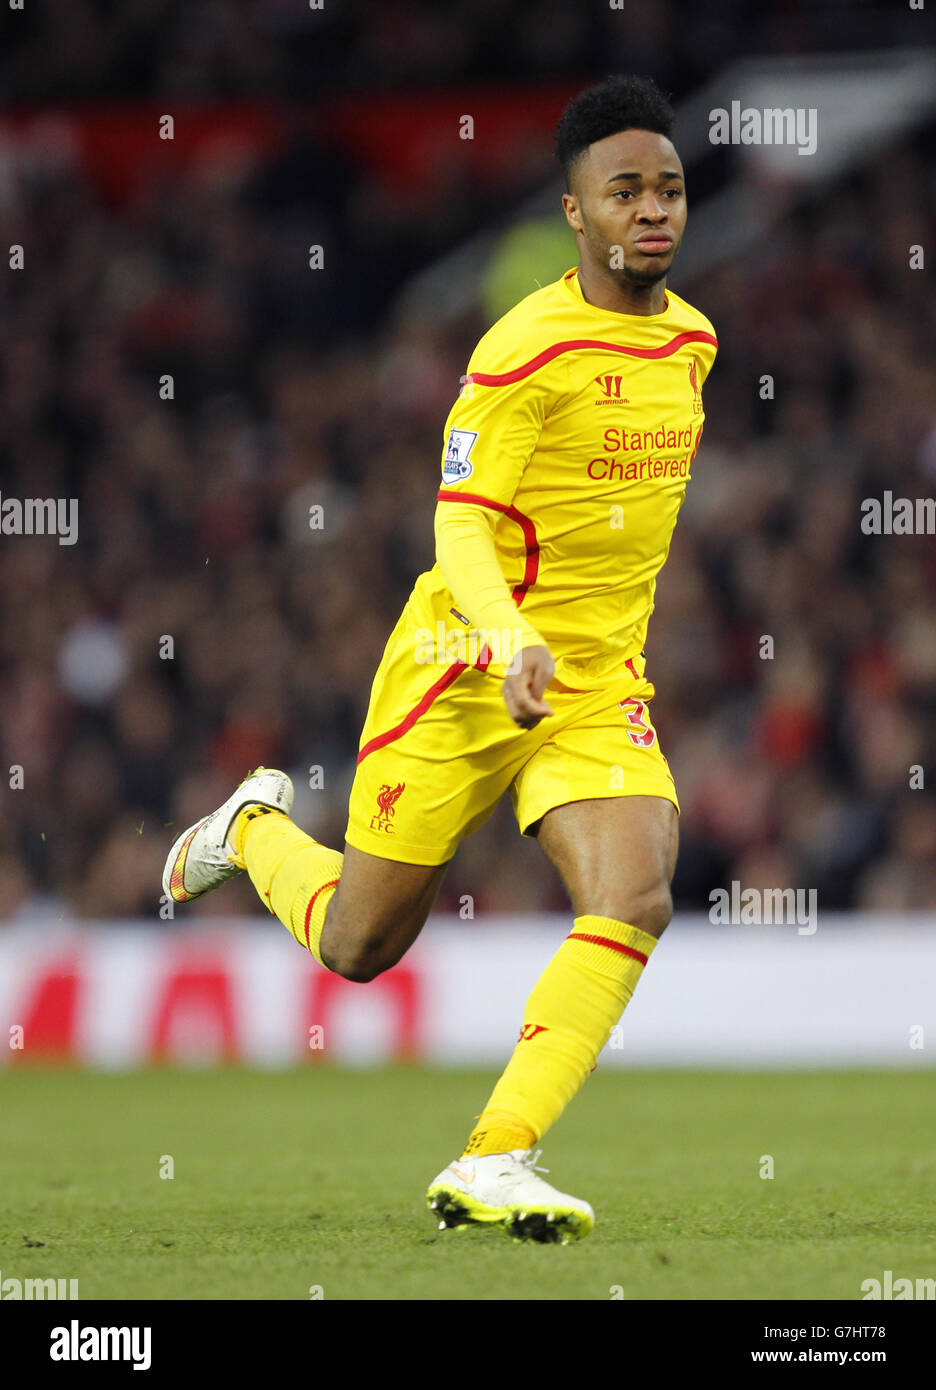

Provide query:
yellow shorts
left=345, top=606, right=679, bottom=866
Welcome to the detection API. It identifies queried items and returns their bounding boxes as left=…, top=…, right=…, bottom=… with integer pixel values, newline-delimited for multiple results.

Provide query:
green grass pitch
left=2, top=1067, right=934, bottom=1300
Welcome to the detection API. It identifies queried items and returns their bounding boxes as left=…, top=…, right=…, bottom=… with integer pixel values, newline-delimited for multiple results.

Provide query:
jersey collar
left=563, top=266, right=671, bottom=318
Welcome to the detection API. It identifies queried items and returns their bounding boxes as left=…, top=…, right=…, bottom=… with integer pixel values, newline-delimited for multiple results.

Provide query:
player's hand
left=503, top=645, right=555, bottom=729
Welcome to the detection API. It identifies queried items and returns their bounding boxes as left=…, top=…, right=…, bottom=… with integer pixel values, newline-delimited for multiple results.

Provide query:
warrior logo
left=518, top=1023, right=549, bottom=1042
left=370, top=781, right=406, bottom=833
left=688, top=358, right=703, bottom=414
left=594, top=373, right=630, bottom=406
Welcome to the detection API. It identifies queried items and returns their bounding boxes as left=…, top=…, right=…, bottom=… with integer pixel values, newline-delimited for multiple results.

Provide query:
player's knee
left=319, top=931, right=395, bottom=982
left=327, top=948, right=387, bottom=983
left=629, top=882, right=673, bottom=938
left=320, top=906, right=423, bottom=982
left=319, top=938, right=383, bottom=982
left=593, top=881, right=673, bottom=939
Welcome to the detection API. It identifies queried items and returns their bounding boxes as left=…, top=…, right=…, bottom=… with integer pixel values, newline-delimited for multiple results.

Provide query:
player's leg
left=318, top=846, right=447, bottom=981
left=429, top=795, right=675, bottom=1243
left=164, top=608, right=525, bottom=978
left=161, top=768, right=447, bottom=979
left=536, top=791, right=678, bottom=932
left=429, top=676, right=677, bottom=1241
left=235, top=813, right=447, bottom=981
left=478, top=792, right=675, bottom=1115
left=464, top=799, right=677, bottom=1158
left=463, top=663, right=680, bottom=1150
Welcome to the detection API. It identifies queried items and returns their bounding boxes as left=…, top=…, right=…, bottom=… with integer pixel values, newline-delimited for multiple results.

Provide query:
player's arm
left=434, top=504, right=554, bottom=729
left=434, top=334, right=559, bottom=728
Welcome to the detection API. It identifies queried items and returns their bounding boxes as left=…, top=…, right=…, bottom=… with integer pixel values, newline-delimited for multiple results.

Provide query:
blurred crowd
left=1, top=15, right=935, bottom=923
left=3, top=0, right=919, bottom=102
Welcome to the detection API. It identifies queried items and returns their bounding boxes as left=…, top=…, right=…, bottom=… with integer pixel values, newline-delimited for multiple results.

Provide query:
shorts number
left=618, top=698, right=656, bottom=747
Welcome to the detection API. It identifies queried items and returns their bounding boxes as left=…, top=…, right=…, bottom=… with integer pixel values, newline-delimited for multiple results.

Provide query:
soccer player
left=162, top=75, right=716, bottom=1244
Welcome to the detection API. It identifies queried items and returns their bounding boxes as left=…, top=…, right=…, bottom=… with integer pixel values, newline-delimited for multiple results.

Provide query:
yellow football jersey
left=409, top=266, right=717, bottom=691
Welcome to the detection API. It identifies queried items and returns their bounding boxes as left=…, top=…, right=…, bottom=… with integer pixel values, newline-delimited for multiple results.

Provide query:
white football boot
left=162, top=767, right=294, bottom=904
left=427, top=1149, right=594, bottom=1244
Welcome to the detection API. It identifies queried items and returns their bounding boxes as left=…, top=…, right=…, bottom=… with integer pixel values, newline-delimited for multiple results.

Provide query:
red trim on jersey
left=625, top=657, right=640, bottom=681
left=355, top=643, right=492, bottom=765
left=355, top=493, right=537, bottom=768
left=357, top=662, right=466, bottom=765
left=466, top=331, right=718, bottom=388
left=567, top=932, right=649, bottom=966
left=436, top=490, right=539, bottom=606
left=303, top=878, right=340, bottom=952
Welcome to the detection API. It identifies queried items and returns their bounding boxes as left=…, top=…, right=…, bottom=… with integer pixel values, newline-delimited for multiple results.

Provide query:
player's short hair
left=555, top=75, right=675, bottom=189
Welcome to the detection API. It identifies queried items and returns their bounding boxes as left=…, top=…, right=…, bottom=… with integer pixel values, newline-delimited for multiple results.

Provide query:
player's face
left=562, top=129, right=686, bottom=289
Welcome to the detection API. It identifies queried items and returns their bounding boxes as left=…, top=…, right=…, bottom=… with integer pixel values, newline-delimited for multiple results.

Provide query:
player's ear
left=561, top=192, right=583, bottom=233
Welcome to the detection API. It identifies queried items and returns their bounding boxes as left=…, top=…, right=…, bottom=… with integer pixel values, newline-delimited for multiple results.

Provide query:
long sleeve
left=434, top=499, right=545, bottom=677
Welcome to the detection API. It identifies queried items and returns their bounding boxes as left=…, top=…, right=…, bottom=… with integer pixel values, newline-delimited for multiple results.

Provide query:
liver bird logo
left=375, top=781, right=405, bottom=824
left=688, top=358, right=703, bottom=413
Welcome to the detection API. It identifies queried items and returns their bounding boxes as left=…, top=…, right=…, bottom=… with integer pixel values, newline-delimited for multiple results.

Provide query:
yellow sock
left=462, top=915, right=657, bottom=1157
left=231, top=807, right=343, bottom=968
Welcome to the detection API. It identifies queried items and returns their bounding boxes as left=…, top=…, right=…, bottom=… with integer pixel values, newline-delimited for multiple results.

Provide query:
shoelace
left=518, top=1148, right=550, bottom=1175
